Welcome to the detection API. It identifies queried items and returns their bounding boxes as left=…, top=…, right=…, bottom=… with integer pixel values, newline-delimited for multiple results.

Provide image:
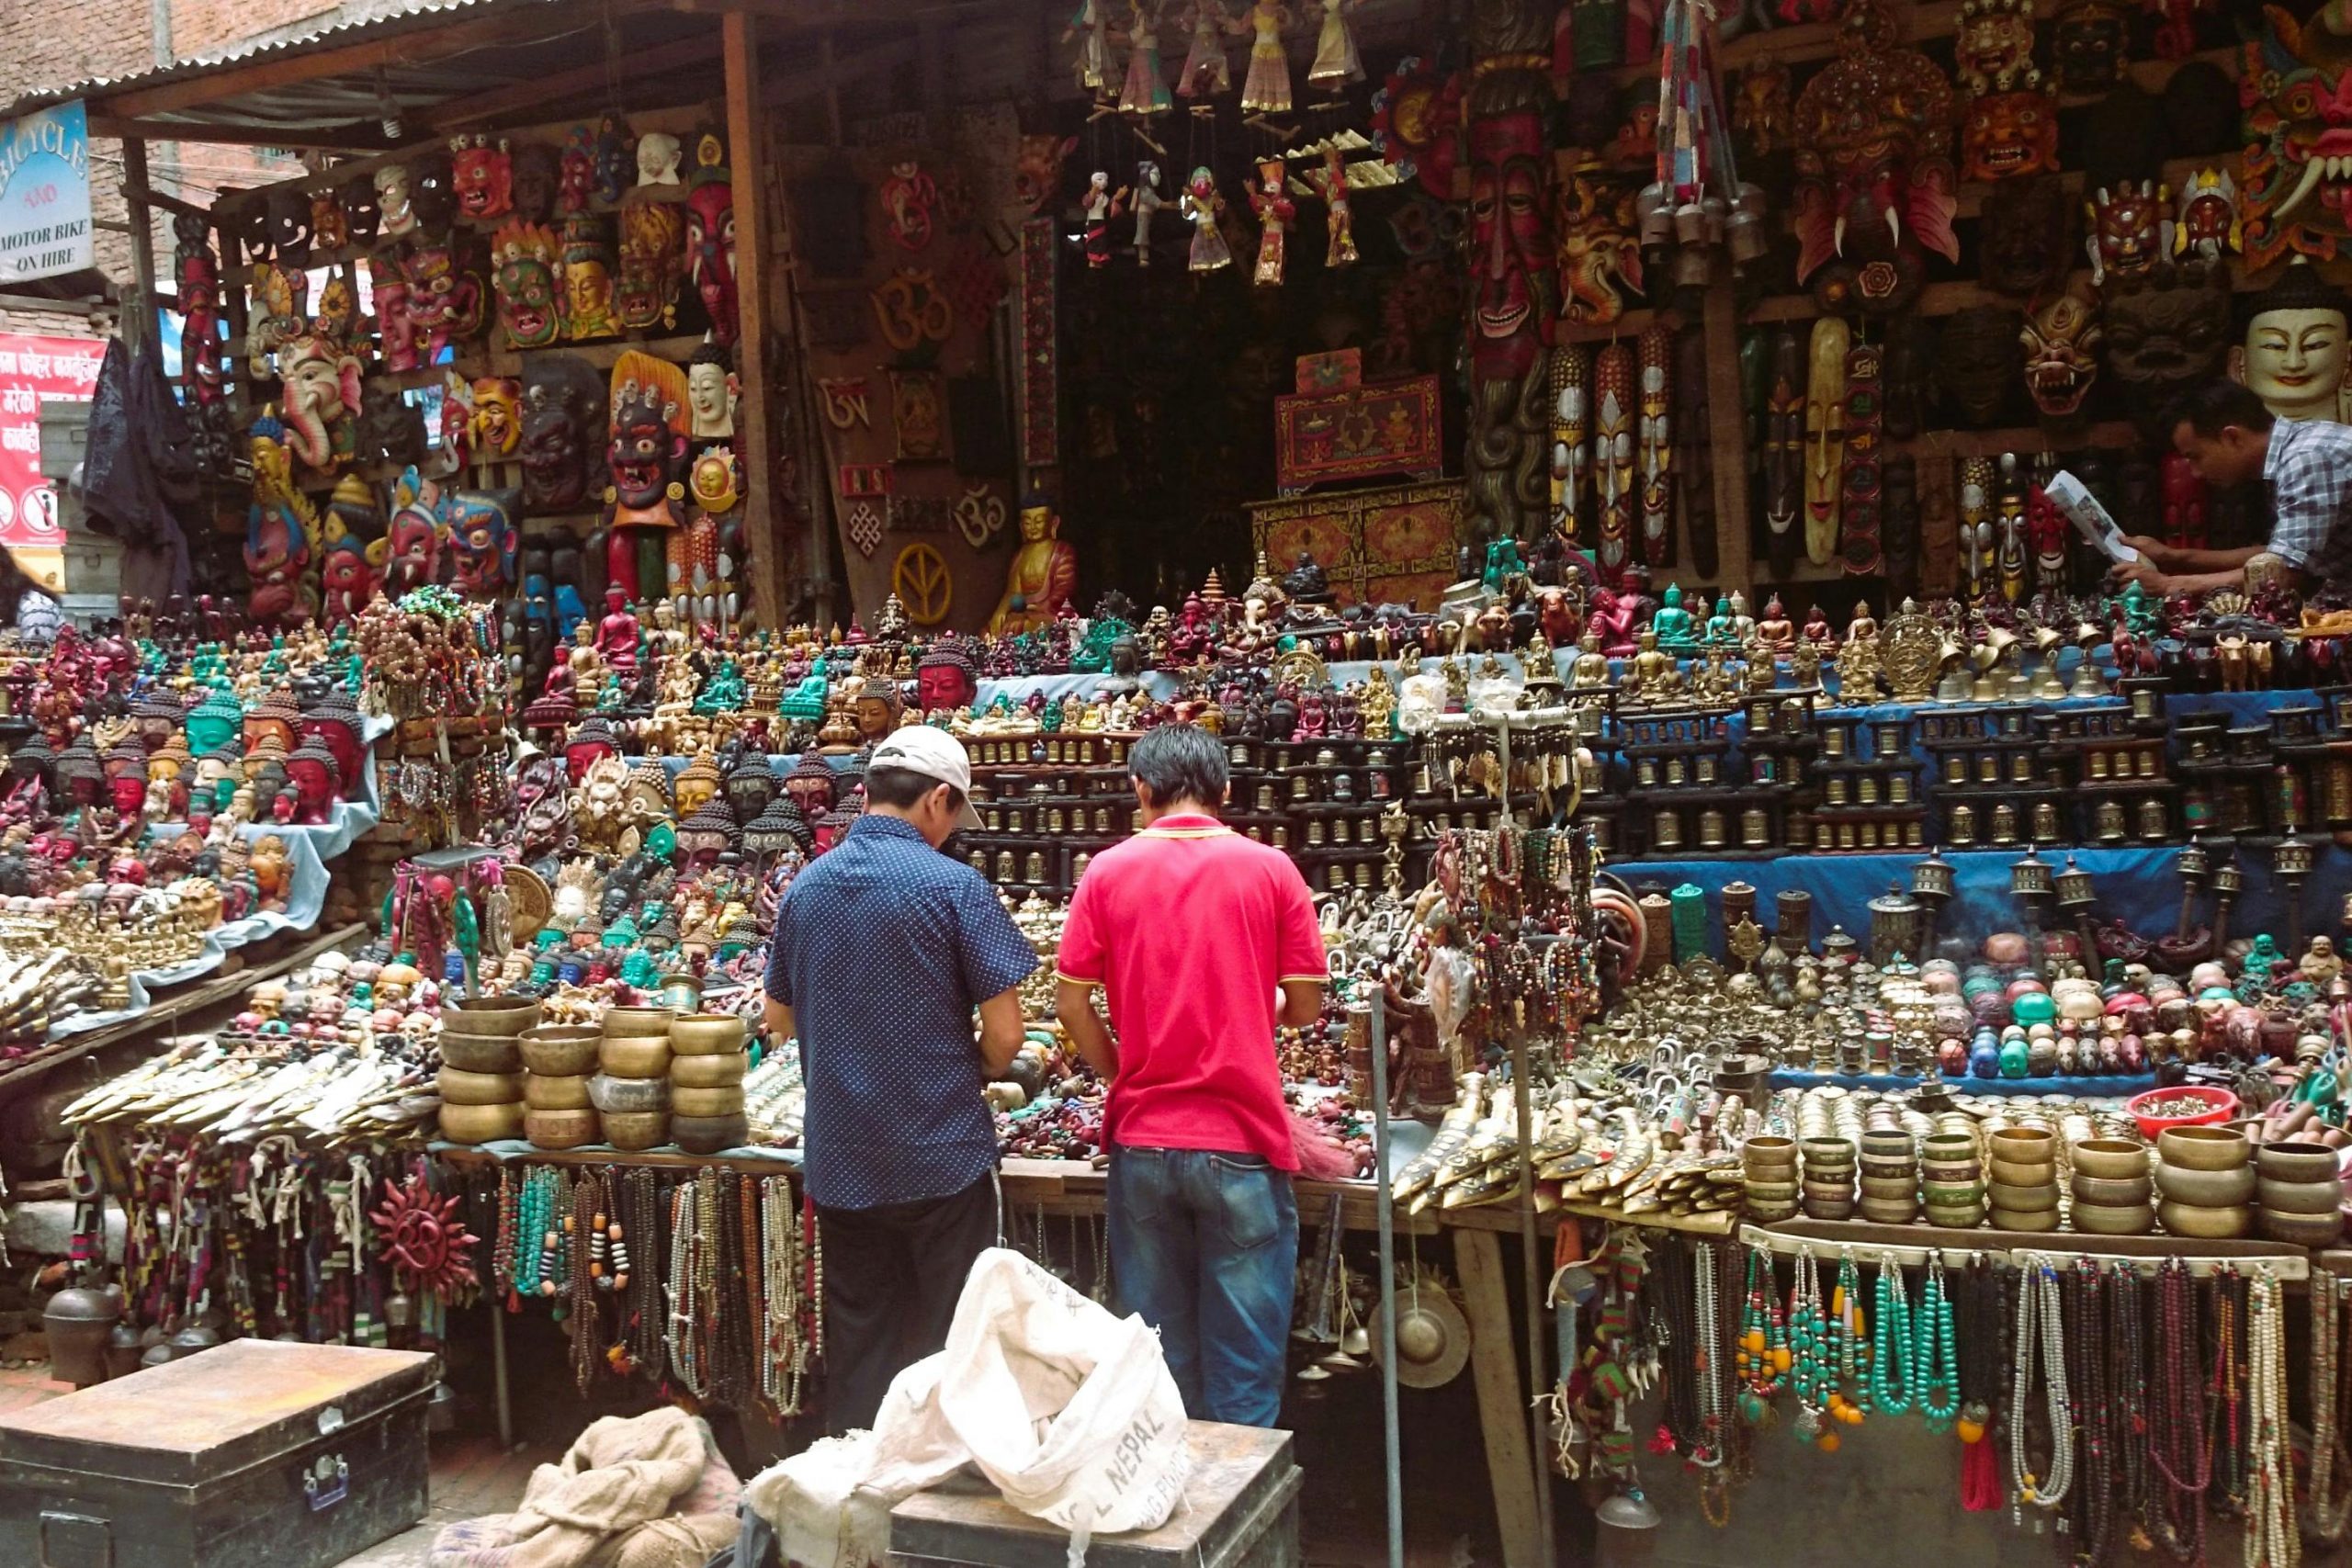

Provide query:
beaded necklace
left=2150, top=1258, right=2209, bottom=1563
left=569, top=1171, right=604, bottom=1392
left=1825, top=1249, right=1866, bottom=1434
left=2009, top=1258, right=2073, bottom=1521
left=2244, top=1268, right=2296, bottom=1568
left=2309, top=1276, right=2352, bottom=1548
left=1789, top=1245, right=1830, bottom=1438
left=1736, top=1246, right=1787, bottom=1426
left=2065, top=1258, right=2114, bottom=1562
left=2107, top=1262, right=2149, bottom=1551
left=1955, top=1256, right=2004, bottom=1511
left=2215, top=1269, right=2247, bottom=1516
left=1913, top=1255, right=1960, bottom=1432
left=621, top=1170, right=664, bottom=1378
left=1868, top=1252, right=1915, bottom=1416
left=666, top=1181, right=707, bottom=1398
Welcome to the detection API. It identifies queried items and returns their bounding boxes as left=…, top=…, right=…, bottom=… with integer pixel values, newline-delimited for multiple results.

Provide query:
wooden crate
left=0, top=1340, right=435, bottom=1568
left=888, top=1423, right=1299, bottom=1568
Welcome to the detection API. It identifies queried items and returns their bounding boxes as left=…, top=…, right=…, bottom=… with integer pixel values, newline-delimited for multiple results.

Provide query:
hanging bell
left=384, top=1290, right=414, bottom=1330
left=1726, top=184, right=1770, bottom=264
left=1634, top=182, right=1674, bottom=248
left=1598, top=1488, right=1663, bottom=1529
left=1673, top=199, right=1708, bottom=246
left=41, top=1285, right=122, bottom=1389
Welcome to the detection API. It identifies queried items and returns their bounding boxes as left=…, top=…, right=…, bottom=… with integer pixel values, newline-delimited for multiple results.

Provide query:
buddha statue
left=984, top=494, right=1080, bottom=636
left=1652, top=583, right=1700, bottom=652
left=1757, top=593, right=1795, bottom=651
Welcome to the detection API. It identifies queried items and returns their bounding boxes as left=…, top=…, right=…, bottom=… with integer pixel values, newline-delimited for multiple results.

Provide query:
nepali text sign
left=0, top=334, right=104, bottom=550
left=0, top=101, right=93, bottom=283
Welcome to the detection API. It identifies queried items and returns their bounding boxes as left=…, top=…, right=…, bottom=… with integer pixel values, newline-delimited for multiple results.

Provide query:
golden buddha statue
left=985, top=494, right=1080, bottom=636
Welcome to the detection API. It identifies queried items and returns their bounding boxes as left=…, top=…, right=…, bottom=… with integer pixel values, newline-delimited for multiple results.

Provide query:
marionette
left=684, top=134, right=739, bottom=348
left=1317, top=148, right=1357, bottom=266
left=1804, top=317, right=1849, bottom=567
left=1122, top=0, right=1173, bottom=115
left=1761, top=327, right=1804, bottom=581
left=1249, top=160, right=1295, bottom=285
left=491, top=220, right=563, bottom=349
left=450, top=135, right=514, bottom=221
left=1068, top=0, right=1114, bottom=96
left=1309, top=0, right=1363, bottom=89
left=1177, top=0, right=1230, bottom=98
left=1236, top=0, right=1295, bottom=114
left=1839, top=339, right=1883, bottom=575
left=2019, top=282, right=2102, bottom=423
left=2233, top=262, right=2351, bottom=423
left=1549, top=344, right=1589, bottom=539
left=1082, top=172, right=1119, bottom=268
left=1594, top=342, right=1634, bottom=577
left=1636, top=324, right=1673, bottom=569
left=1131, top=161, right=1168, bottom=263
left=1182, top=166, right=1233, bottom=271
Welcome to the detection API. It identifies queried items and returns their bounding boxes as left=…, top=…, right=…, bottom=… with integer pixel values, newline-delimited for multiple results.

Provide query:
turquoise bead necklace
left=1870, top=1251, right=1915, bottom=1415
left=1916, top=1255, right=1962, bottom=1431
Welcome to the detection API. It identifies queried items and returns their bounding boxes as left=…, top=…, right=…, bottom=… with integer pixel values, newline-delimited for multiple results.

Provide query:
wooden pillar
left=723, top=9, right=785, bottom=631
left=1702, top=277, right=1753, bottom=600
left=1455, top=1226, right=1546, bottom=1568
left=121, top=138, right=158, bottom=353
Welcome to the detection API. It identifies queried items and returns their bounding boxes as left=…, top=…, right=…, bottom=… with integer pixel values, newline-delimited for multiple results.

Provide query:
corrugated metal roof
left=0, top=0, right=562, bottom=124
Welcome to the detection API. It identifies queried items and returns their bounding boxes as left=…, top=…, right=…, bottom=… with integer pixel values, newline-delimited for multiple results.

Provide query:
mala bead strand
left=1789, top=1247, right=1833, bottom=1442
left=2245, top=1268, right=2297, bottom=1568
left=1736, top=1246, right=1788, bottom=1426
left=1915, top=1255, right=1960, bottom=1432
left=570, top=1172, right=603, bottom=1393
left=2069, top=1259, right=2116, bottom=1563
left=2217, top=1270, right=2248, bottom=1516
left=1869, top=1252, right=1915, bottom=1416
left=667, top=1180, right=704, bottom=1398
left=1824, top=1249, right=1867, bottom=1436
left=2108, top=1262, right=2150, bottom=1552
left=2009, top=1258, right=2074, bottom=1521
left=1955, top=1257, right=2004, bottom=1511
left=2308, top=1276, right=2352, bottom=1547
left=2150, top=1258, right=2209, bottom=1564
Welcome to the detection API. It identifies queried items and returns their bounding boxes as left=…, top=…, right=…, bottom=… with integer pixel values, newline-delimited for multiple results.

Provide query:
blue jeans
left=1107, top=1146, right=1297, bottom=1427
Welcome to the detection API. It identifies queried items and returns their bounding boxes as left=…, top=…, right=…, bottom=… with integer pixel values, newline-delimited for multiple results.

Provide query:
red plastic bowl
left=2125, top=1085, right=2239, bottom=1142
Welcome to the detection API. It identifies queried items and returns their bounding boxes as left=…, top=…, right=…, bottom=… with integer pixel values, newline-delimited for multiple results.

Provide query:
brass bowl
left=444, top=996, right=542, bottom=1037
left=670, top=1013, right=748, bottom=1056
left=1987, top=1180, right=2058, bottom=1213
left=525, top=1108, right=601, bottom=1151
left=1802, top=1177, right=1857, bottom=1201
left=1922, top=1133, right=1978, bottom=1164
left=1803, top=1198, right=1856, bottom=1220
left=1858, top=1197, right=1920, bottom=1224
left=436, top=1100, right=525, bottom=1145
left=2070, top=1201, right=2155, bottom=1235
left=2256, top=1176, right=2342, bottom=1216
left=1747, top=1201, right=1800, bottom=1224
left=601, top=1006, right=677, bottom=1040
left=436, top=1066, right=524, bottom=1106
left=518, top=1026, right=601, bottom=1077
left=438, top=1032, right=523, bottom=1074
left=1989, top=1204, right=2062, bottom=1233
left=1923, top=1200, right=1987, bottom=1228
left=2157, top=1200, right=2251, bottom=1239
left=599, top=1038, right=673, bottom=1079
left=2256, top=1143, right=2340, bottom=1184
left=1989, top=1127, right=2058, bottom=1162
left=1921, top=1179, right=1985, bottom=1206
left=670, top=1085, right=746, bottom=1119
left=1744, top=1135, right=1799, bottom=1172
left=1988, top=1156, right=2058, bottom=1189
left=2070, top=1139, right=2151, bottom=1180
left=589, top=1073, right=670, bottom=1114
left=1860, top=1174, right=1919, bottom=1200
left=2158, top=1125, right=2249, bottom=1172
left=670, top=1052, right=747, bottom=1089
left=523, top=1073, right=592, bottom=1111
left=1744, top=1180, right=1798, bottom=1203
left=1860, top=1130, right=1917, bottom=1160
left=2070, top=1174, right=2154, bottom=1207
left=2258, top=1207, right=2345, bottom=1247
left=1920, top=1159, right=1983, bottom=1184
left=601, top=1111, right=672, bottom=1152
left=2152, top=1160, right=2256, bottom=1207
left=1801, top=1137, right=1856, bottom=1168
left=673, top=1111, right=750, bottom=1156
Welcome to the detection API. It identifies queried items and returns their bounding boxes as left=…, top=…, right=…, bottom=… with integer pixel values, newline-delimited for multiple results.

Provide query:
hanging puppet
left=1132, top=162, right=1169, bottom=263
left=1250, top=159, right=1295, bottom=285
left=1182, top=166, right=1234, bottom=271
left=1121, top=0, right=1173, bottom=116
left=1177, top=0, right=1231, bottom=99
left=1237, top=0, right=1295, bottom=114
left=1308, top=0, right=1364, bottom=90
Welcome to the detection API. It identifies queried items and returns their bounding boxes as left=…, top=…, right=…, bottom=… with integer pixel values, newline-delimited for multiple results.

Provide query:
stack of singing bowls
left=670, top=1013, right=750, bottom=1155
left=595, top=1006, right=675, bottom=1151
left=2154, top=1125, right=2253, bottom=1239
left=435, top=996, right=539, bottom=1144
left=1858, top=1128, right=1919, bottom=1224
left=2069, top=1138, right=2155, bottom=1235
left=1987, top=1126, right=2061, bottom=1233
left=1743, top=1135, right=1799, bottom=1222
left=1919, top=1130, right=1985, bottom=1228
left=518, top=1021, right=602, bottom=1149
left=2255, top=1142, right=2344, bottom=1247
left=1801, top=1137, right=1855, bottom=1220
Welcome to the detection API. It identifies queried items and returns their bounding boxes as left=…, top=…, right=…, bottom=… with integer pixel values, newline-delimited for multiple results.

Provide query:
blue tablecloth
left=1618, top=842, right=2351, bottom=953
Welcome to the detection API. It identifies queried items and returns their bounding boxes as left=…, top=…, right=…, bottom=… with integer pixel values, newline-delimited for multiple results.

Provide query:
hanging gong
left=1374, top=1270, right=1472, bottom=1388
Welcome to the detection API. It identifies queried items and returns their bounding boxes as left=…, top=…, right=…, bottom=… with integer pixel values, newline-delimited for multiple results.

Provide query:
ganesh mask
left=275, top=334, right=363, bottom=472
left=685, top=172, right=739, bottom=348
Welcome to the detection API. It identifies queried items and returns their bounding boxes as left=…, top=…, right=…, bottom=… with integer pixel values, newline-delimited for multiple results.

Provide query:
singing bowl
left=669, top=1014, right=748, bottom=1055
left=589, top=1073, right=670, bottom=1114
left=1802, top=1177, right=1857, bottom=1201
left=2157, top=1124, right=2249, bottom=1171
left=599, top=1038, right=673, bottom=1078
left=1858, top=1197, right=1920, bottom=1224
left=2069, top=1201, right=2156, bottom=1235
left=1921, top=1133, right=1979, bottom=1163
left=600, top=1111, right=672, bottom=1152
left=525, top=1108, right=600, bottom=1151
left=523, top=1073, right=592, bottom=1111
left=2256, top=1176, right=2344, bottom=1216
left=2152, top=1159, right=2256, bottom=1207
left=1802, top=1199, right=1856, bottom=1220
left=600, top=1006, right=676, bottom=1040
left=672, top=1111, right=751, bottom=1155
left=1924, top=1201, right=1988, bottom=1229
left=1989, top=1204, right=2062, bottom=1233
left=1801, top=1137, right=1856, bottom=1166
left=444, top=996, right=542, bottom=1037
left=436, top=1100, right=525, bottom=1144
left=669, top=1052, right=747, bottom=1089
left=2069, top=1139, right=2152, bottom=1179
left=1987, top=1180, right=2059, bottom=1213
left=669, top=1085, right=746, bottom=1119
left=1746, top=1199, right=1800, bottom=1224
left=1988, top=1126, right=2058, bottom=1161
left=2158, top=1200, right=2251, bottom=1239
left=2070, top=1174, right=2154, bottom=1207
left=1920, top=1160, right=1984, bottom=1184
left=436, top=1067, right=524, bottom=1106
left=2258, top=1208, right=2345, bottom=1247
left=437, top=1032, right=523, bottom=1074
left=1743, top=1135, right=1800, bottom=1169
left=1988, top=1156, right=2058, bottom=1189
left=2256, top=1142, right=2341, bottom=1183
left=1921, top=1179, right=1985, bottom=1206
left=518, top=1025, right=601, bottom=1077
left=1860, top=1174, right=1920, bottom=1201
left=1743, top=1180, right=1799, bottom=1203
left=1860, top=1130, right=1917, bottom=1160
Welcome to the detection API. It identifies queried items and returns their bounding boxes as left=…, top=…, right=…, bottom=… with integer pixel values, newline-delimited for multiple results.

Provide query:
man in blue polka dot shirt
left=764, top=726, right=1037, bottom=1432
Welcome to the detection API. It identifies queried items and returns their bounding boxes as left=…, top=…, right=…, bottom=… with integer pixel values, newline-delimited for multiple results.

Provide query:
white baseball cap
left=870, top=725, right=984, bottom=831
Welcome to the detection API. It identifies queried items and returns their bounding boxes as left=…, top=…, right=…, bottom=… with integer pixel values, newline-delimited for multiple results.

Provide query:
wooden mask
left=1804, top=317, right=1849, bottom=567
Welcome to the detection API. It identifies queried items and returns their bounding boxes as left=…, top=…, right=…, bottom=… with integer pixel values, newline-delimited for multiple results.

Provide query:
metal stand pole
left=491, top=1293, right=514, bottom=1451
left=1369, top=988, right=1403, bottom=1568
left=1506, top=1023, right=1556, bottom=1568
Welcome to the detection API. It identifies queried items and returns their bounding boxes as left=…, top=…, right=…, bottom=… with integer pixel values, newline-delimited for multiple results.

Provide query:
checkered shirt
left=766, top=813, right=1037, bottom=1209
left=2265, top=418, right=2352, bottom=601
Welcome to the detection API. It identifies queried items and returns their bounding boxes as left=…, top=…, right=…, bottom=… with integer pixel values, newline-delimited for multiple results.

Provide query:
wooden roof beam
left=425, top=31, right=724, bottom=130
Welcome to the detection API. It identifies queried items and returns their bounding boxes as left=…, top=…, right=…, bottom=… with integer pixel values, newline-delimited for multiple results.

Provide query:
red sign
left=0, top=333, right=103, bottom=551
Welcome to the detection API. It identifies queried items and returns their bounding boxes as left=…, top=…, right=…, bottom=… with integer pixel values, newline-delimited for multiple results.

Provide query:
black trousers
left=816, top=1171, right=998, bottom=1433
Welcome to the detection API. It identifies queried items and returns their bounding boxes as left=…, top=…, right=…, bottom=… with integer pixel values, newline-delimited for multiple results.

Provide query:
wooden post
left=1455, top=1226, right=1546, bottom=1568
left=121, top=138, right=158, bottom=354
left=723, top=10, right=786, bottom=632
left=1702, top=276, right=1753, bottom=601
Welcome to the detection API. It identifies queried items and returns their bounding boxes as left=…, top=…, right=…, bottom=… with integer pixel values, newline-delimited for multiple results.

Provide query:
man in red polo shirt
left=1054, top=722, right=1327, bottom=1427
